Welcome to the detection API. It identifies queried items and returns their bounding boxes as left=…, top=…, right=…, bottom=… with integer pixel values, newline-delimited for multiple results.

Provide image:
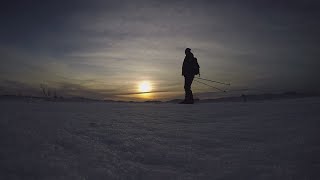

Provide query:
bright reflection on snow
left=137, top=92, right=153, bottom=99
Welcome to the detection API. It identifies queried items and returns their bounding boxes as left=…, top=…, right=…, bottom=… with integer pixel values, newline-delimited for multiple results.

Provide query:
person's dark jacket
left=182, top=53, right=200, bottom=76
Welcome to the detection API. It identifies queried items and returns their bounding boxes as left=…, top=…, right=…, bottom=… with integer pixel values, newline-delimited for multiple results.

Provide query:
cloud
left=1, top=0, right=320, bottom=100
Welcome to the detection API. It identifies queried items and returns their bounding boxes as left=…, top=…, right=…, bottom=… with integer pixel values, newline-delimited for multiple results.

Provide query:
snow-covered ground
left=0, top=98, right=320, bottom=180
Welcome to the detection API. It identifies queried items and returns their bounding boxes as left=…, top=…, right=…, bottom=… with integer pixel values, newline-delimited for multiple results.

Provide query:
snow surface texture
left=0, top=98, right=320, bottom=180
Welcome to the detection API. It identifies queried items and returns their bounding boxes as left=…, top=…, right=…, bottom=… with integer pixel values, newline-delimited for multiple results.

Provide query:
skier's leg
left=185, top=76, right=193, bottom=102
left=184, top=76, right=189, bottom=101
left=189, top=76, right=194, bottom=103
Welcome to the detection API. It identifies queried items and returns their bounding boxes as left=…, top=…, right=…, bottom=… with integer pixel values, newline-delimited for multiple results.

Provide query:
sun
left=138, top=81, right=152, bottom=93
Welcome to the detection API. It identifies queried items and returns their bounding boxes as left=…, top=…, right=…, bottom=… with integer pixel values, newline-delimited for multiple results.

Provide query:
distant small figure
left=241, top=94, right=247, bottom=102
left=180, top=48, right=200, bottom=104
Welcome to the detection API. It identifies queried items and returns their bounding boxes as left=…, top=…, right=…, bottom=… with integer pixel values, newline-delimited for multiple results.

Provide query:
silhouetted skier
left=241, top=94, right=247, bottom=102
left=180, top=48, right=200, bottom=104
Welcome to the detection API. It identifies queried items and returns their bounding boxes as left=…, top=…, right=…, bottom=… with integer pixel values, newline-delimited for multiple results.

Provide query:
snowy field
left=0, top=98, right=320, bottom=180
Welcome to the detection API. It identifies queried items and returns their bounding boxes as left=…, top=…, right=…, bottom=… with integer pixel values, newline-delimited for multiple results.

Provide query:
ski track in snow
left=0, top=98, right=320, bottom=180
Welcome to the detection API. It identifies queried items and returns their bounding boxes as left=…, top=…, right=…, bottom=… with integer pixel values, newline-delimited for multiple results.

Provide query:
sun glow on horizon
left=138, top=81, right=152, bottom=93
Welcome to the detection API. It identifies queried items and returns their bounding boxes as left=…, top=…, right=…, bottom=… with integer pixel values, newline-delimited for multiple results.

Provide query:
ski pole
left=195, top=77, right=230, bottom=86
left=194, top=79, right=226, bottom=92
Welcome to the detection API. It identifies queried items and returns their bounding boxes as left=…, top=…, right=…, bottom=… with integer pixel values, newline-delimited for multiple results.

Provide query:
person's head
left=185, top=48, right=191, bottom=55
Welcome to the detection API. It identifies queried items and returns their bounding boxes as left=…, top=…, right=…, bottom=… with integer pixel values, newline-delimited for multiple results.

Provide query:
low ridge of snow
left=1, top=98, right=319, bottom=179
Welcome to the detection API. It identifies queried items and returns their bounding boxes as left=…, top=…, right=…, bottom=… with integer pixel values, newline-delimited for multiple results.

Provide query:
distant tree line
left=40, top=84, right=63, bottom=99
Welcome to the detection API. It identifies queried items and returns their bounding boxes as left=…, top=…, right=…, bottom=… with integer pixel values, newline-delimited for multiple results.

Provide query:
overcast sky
left=1, top=0, right=319, bottom=100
